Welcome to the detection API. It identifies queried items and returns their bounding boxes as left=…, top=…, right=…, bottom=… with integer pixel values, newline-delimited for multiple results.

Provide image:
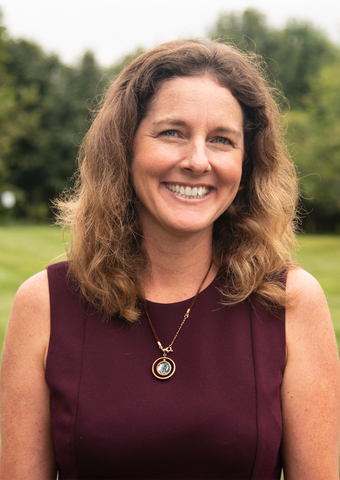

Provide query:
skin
left=282, top=267, right=340, bottom=479
left=0, top=271, right=56, bottom=479
left=132, top=75, right=244, bottom=301
left=0, top=75, right=339, bottom=479
left=132, top=76, right=244, bottom=239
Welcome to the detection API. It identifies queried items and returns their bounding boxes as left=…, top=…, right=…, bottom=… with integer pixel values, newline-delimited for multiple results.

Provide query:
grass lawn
left=0, top=226, right=339, bottom=353
left=294, top=235, right=340, bottom=348
left=0, top=224, right=69, bottom=348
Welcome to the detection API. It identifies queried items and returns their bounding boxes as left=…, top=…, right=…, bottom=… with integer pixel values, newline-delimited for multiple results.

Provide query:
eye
left=160, top=130, right=177, bottom=137
left=213, top=136, right=231, bottom=145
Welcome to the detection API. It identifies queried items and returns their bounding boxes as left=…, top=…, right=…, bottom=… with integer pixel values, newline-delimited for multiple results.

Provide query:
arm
left=0, top=271, right=56, bottom=479
left=281, top=267, right=340, bottom=479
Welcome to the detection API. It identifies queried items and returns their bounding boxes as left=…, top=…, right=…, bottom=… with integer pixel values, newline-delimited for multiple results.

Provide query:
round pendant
left=152, top=357, right=176, bottom=380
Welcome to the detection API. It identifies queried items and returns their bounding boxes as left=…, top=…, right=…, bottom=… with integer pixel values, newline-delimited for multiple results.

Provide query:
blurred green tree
left=2, top=37, right=103, bottom=218
left=0, top=13, right=44, bottom=217
left=209, top=9, right=339, bottom=108
left=288, top=60, right=340, bottom=231
left=1, top=8, right=340, bottom=231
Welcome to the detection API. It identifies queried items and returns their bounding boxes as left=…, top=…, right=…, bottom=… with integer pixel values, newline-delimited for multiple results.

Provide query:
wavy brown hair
left=55, top=38, right=298, bottom=322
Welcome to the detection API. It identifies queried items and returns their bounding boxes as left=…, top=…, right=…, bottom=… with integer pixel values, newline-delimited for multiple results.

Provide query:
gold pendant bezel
left=152, top=357, right=176, bottom=380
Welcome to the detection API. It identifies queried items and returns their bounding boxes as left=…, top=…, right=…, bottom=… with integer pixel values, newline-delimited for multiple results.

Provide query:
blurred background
left=0, top=1, right=339, bottom=351
left=1, top=0, right=340, bottom=230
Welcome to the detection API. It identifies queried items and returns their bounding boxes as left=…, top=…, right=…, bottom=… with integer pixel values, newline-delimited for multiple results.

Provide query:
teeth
left=166, top=184, right=210, bottom=199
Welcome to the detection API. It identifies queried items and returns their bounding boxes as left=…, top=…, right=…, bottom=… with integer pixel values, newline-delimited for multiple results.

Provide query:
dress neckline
left=145, top=273, right=221, bottom=307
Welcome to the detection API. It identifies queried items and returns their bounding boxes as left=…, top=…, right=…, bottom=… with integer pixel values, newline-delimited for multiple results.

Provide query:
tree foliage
left=0, top=24, right=104, bottom=218
left=0, top=8, right=339, bottom=230
left=288, top=60, right=340, bottom=231
left=209, top=9, right=339, bottom=108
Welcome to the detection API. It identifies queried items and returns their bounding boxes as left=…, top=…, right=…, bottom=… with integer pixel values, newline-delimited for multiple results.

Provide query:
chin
left=165, top=221, right=213, bottom=236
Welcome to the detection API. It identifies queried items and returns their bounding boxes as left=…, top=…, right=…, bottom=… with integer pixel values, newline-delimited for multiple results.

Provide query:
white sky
left=1, top=0, right=340, bottom=66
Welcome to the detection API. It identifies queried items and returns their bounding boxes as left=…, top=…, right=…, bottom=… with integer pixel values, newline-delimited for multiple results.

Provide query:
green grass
left=0, top=224, right=69, bottom=348
left=295, top=235, right=340, bottom=349
left=0, top=227, right=339, bottom=353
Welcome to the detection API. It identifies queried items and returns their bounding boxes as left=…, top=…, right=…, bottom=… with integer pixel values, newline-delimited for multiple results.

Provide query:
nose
left=180, top=138, right=211, bottom=175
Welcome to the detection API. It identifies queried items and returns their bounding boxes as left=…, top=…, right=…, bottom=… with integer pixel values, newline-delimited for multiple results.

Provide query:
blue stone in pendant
left=152, top=356, right=176, bottom=379
left=157, top=361, right=171, bottom=375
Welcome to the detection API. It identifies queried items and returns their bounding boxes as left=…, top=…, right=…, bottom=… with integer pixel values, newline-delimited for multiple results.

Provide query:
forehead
left=145, top=75, right=244, bottom=130
left=150, top=75, right=231, bottom=104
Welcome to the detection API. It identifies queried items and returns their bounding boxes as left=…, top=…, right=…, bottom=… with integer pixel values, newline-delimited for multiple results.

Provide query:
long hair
left=55, top=38, right=298, bottom=322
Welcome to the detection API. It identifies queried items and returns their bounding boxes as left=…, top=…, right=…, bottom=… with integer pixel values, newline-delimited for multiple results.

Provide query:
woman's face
left=132, top=75, right=244, bottom=239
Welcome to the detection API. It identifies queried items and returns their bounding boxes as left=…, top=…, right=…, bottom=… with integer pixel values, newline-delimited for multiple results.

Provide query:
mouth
left=164, top=183, right=211, bottom=199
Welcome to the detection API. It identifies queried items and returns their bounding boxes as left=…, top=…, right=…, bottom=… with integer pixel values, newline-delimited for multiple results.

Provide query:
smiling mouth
left=165, top=184, right=211, bottom=199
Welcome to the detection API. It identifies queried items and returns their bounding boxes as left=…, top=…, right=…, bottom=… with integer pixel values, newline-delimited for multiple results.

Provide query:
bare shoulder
left=0, top=270, right=56, bottom=478
left=12, top=269, right=49, bottom=314
left=286, top=265, right=328, bottom=307
left=285, top=266, right=337, bottom=354
left=5, top=269, right=50, bottom=357
left=282, top=266, right=340, bottom=479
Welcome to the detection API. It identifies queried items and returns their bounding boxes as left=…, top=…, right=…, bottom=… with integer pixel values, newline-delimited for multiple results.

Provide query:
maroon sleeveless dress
left=46, top=261, right=285, bottom=480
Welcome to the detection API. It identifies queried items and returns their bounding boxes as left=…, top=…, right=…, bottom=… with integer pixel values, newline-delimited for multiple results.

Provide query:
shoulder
left=12, top=269, right=50, bottom=322
left=12, top=260, right=70, bottom=317
left=5, top=270, right=51, bottom=367
left=285, top=265, right=337, bottom=370
left=0, top=269, right=56, bottom=478
left=281, top=266, right=340, bottom=478
left=286, top=266, right=333, bottom=337
left=16, top=268, right=49, bottom=296
left=286, top=266, right=326, bottom=305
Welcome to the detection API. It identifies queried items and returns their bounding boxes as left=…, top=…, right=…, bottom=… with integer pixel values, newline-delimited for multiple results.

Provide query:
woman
left=1, top=39, right=339, bottom=479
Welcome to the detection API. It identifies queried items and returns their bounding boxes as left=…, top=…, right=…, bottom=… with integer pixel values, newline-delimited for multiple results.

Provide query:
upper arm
left=281, top=267, right=340, bottom=480
left=0, top=270, right=56, bottom=479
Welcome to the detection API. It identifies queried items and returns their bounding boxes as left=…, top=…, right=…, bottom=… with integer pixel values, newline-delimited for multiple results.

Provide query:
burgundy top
left=46, top=261, right=285, bottom=480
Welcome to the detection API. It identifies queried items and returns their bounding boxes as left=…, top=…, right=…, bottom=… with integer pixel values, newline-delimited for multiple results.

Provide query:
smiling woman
left=131, top=76, right=244, bottom=242
left=1, top=39, right=339, bottom=480
left=55, top=39, right=299, bottom=316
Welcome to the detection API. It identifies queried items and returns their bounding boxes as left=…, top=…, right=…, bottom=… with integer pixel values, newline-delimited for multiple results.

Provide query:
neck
left=141, top=227, right=218, bottom=303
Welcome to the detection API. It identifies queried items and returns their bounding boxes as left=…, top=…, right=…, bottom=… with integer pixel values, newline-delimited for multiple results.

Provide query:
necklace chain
left=144, top=260, right=213, bottom=357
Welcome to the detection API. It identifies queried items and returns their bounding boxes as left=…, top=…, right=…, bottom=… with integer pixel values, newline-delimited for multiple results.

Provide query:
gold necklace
left=143, top=260, right=213, bottom=380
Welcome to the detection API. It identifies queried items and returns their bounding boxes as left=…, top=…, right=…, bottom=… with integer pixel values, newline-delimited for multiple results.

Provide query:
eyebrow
left=214, top=126, right=243, bottom=138
left=151, top=118, right=187, bottom=127
left=151, top=118, right=243, bottom=138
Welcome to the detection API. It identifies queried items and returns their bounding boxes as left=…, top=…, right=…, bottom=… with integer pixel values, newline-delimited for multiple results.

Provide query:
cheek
left=219, top=158, right=243, bottom=188
left=132, top=148, right=172, bottom=188
left=130, top=155, right=146, bottom=199
left=131, top=143, right=150, bottom=182
left=131, top=151, right=160, bottom=201
left=130, top=158, right=138, bottom=191
left=131, top=156, right=153, bottom=188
